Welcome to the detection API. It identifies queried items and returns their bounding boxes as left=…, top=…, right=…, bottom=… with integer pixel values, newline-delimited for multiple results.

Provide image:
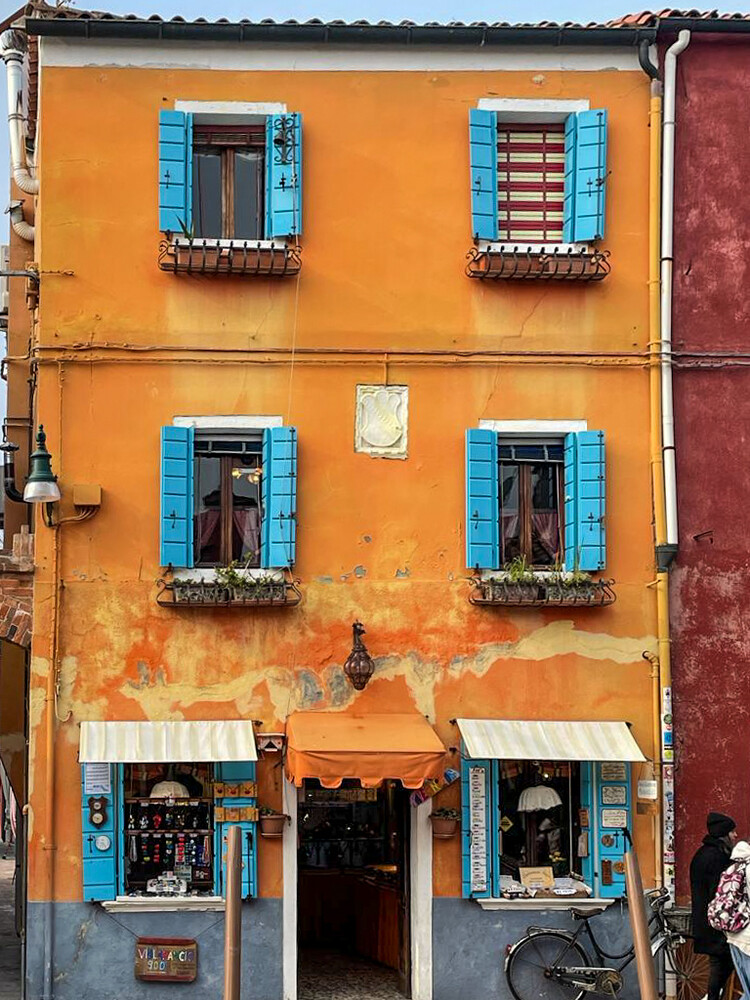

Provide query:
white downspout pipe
left=660, top=29, right=690, bottom=549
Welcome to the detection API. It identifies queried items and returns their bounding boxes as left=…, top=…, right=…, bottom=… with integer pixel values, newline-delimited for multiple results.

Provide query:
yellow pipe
left=648, top=85, right=669, bottom=891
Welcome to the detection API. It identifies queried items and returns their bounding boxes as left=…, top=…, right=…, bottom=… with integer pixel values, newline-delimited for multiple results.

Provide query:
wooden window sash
left=501, top=462, right=564, bottom=567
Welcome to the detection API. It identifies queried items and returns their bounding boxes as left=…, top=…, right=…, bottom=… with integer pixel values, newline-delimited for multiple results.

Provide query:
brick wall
left=0, top=528, right=33, bottom=647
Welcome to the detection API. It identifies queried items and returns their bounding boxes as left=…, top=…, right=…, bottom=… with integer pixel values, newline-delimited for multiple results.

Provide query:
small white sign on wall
left=355, top=385, right=409, bottom=459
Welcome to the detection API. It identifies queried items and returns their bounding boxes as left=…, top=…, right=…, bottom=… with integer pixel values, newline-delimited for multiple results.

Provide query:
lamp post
left=343, top=621, right=375, bottom=690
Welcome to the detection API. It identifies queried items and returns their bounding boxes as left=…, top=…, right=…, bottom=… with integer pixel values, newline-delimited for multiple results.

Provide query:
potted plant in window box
left=429, top=808, right=461, bottom=839
left=259, top=806, right=288, bottom=838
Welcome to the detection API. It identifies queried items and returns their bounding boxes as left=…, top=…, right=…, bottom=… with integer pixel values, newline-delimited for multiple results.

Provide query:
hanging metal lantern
left=343, top=621, right=375, bottom=690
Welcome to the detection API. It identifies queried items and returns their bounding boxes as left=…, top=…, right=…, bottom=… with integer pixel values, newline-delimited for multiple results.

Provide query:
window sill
left=158, top=237, right=301, bottom=277
left=466, top=244, right=610, bottom=281
left=474, top=897, right=614, bottom=912
left=102, top=896, right=226, bottom=913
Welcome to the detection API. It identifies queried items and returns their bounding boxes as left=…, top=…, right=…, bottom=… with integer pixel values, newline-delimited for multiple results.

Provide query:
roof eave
left=25, top=18, right=657, bottom=46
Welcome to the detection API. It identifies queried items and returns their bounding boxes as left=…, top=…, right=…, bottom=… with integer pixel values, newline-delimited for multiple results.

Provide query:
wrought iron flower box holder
left=158, top=239, right=302, bottom=277
left=469, top=576, right=616, bottom=608
left=466, top=246, right=610, bottom=282
left=157, top=576, right=301, bottom=609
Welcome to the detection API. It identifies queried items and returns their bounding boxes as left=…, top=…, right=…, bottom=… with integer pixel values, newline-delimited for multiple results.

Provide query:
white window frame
left=477, top=99, right=591, bottom=254
left=172, top=415, right=284, bottom=581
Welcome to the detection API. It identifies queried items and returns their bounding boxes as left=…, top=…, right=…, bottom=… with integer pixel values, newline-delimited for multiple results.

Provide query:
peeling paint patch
left=363, top=535, right=372, bottom=543
left=395, top=567, right=410, bottom=578
left=315, top=576, right=334, bottom=584
left=354, top=565, right=367, bottom=578
left=296, top=670, right=324, bottom=707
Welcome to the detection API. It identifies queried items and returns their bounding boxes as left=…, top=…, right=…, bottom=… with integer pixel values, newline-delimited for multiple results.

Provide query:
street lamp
left=23, top=426, right=61, bottom=504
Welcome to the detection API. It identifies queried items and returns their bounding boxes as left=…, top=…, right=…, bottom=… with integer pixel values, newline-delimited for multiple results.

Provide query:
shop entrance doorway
left=297, top=779, right=411, bottom=1000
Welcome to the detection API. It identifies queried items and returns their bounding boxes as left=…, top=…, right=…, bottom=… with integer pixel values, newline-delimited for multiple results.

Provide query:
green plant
left=503, top=555, right=535, bottom=584
left=260, top=806, right=282, bottom=817
left=432, top=808, right=461, bottom=821
left=215, top=560, right=277, bottom=594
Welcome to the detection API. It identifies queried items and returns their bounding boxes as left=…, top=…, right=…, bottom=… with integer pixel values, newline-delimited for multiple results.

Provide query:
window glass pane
left=530, top=464, right=560, bottom=565
left=500, top=463, right=521, bottom=564
left=499, top=761, right=582, bottom=881
left=234, top=151, right=263, bottom=240
left=192, top=151, right=222, bottom=238
left=231, top=456, right=262, bottom=566
left=195, top=455, right=222, bottom=566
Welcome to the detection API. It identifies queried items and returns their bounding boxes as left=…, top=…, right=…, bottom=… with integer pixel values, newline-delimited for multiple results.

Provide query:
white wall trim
left=411, top=797, right=433, bottom=1000
left=282, top=776, right=298, bottom=1000
left=173, top=415, right=283, bottom=429
left=172, top=567, right=284, bottom=582
left=175, top=100, right=286, bottom=115
left=40, top=38, right=641, bottom=72
left=477, top=97, right=589, bottom=122
left=478, top=419, right=587, bottom=435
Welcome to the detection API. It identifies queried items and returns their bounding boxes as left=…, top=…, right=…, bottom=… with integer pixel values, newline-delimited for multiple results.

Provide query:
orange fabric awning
left=285, top=712, right=446, bottom=789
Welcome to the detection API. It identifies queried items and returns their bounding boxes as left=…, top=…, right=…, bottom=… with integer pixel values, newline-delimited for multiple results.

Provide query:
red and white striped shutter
left=496, top=123, right=566, bottom=243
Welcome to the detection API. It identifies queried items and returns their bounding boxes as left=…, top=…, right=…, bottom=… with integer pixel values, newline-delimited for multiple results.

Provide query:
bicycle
left=505, top=886, right=693, bottom=1000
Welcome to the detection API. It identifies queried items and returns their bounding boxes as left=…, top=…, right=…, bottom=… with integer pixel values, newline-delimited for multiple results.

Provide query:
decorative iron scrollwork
left=158, top=238, right=301, bottom=277
left=272, top=115, right=297, bottom=166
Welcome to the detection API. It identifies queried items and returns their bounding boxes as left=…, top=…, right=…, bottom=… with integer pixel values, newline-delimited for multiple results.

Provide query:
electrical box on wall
left=73, top=484, right=102, bottom=507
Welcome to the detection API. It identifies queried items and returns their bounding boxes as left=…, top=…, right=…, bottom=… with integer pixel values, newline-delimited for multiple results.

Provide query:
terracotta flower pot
left=259, top=814, right=287, bottom=838
left=430, top=815, right=459, bottom=839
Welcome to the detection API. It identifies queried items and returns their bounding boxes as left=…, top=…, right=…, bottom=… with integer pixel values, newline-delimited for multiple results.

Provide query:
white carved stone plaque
left=355, top=385, right=409, bottom=459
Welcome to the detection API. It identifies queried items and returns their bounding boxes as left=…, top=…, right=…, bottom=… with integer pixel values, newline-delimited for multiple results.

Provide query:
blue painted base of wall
left=26, top=900, right=282, bottom=1000
left=432, top=898, right=638, bottom=1000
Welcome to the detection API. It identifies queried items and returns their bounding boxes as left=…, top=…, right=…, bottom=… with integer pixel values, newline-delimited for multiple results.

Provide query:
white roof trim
left=79, top=720, right=258, bottom=763
left=173, top=415, right=283, bottom=430
left=456, top=719, right=646, bottom=763
left=175, top=101, right=287, bottom=115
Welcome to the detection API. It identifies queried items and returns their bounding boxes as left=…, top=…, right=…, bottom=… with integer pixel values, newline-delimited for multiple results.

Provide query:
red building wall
left=669, top=34, right=750, bottom=902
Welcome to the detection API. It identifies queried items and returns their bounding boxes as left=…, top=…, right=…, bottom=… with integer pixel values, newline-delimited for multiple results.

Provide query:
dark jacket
left=690, top=835, right=732, bottom=955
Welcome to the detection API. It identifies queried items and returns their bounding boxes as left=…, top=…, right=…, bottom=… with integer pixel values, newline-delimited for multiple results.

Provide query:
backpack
left=708, top=859, right=750, bottom=933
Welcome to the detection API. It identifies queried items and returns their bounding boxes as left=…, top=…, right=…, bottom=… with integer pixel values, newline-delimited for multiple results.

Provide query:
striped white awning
left=456, top=719, right=645, bottom=763
left=79, top=721, right=258, bottom=763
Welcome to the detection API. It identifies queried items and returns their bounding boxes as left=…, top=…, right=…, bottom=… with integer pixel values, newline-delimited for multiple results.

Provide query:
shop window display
left=124, top=763, right=215, bottom=896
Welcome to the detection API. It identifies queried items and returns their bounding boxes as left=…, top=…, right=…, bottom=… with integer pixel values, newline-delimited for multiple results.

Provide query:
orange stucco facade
left=24, top=51, right=655, bottom=921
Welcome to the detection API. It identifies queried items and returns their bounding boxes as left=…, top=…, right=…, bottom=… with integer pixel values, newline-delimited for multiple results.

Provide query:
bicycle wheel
left=506, top=930, right=591, bottom=1000
left=663, top=936, right=743, bottom=1000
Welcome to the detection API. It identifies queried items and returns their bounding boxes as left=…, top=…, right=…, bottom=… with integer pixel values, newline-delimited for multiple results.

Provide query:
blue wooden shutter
left=215, top=762, right=258, bottom=899
left=594, top=762, right=631, bottom=899
left=261, top=426, right=298, bottom=569
left=461, top=752, right=494, bottom=899
left=563, top=430, right=606, bottom=572
left=563, top=110, right=608, bottom=243
left=469, top=109, right=498, bottom=241
left=81, top=765, right=117, bottom=902
left=579, top=763, right=594, bottom=889
left=465, top=428, right=499, bottom=570
left=159, top=110, right=193, bottom=234
left=160, top=425, right=194, bottom=568
left=562, top=113, right=578, bottom=244
left=265, top=113, right=303, bottom=239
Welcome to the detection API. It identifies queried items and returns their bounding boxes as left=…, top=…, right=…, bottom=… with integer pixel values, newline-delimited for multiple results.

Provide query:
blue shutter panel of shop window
left=562, top=113, right=578, bottom=244
left=215, top=762, right=258, bottom=899
left=159, top=110, right=193, bottom=234
left=465, top=428, right=499, bottom=570
left=81, top=765, right=117, bottom=902
left=461, top=753, right=494, bottom=899
left=579, top=763, right=594, bottom=889
left=261, top=427, right=298, bottom=569
left=595, top=762, right=631, bottom=899
left=469, top=109, right=498, bottom=241
left=563, top=430, right=606, bottom=572
left=160, top=425, right=194, bottom=568
left=563, top=110, right=608, bottom=243
left=265, top=113, right=303, bottom=239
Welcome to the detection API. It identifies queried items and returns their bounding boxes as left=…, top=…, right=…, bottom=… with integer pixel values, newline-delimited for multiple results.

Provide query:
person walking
left=724, top=839, right=750, bottom=992
left=691, top=812, right=738, bottom=1000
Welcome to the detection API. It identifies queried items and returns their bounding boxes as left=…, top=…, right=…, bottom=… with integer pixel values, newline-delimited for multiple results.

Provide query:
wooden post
left=224, top=825, right=242, bottom=1000
left=624, top=838, right=659, bottom=1000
